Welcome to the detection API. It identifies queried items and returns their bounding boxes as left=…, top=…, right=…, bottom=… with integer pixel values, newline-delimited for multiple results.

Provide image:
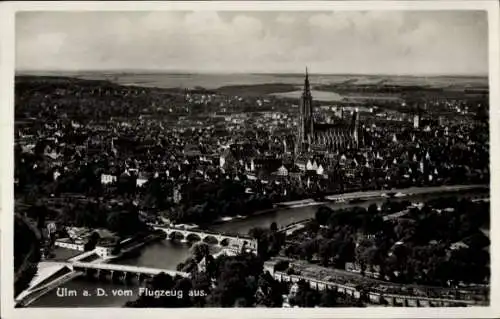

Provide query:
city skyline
left=16, top=11, right=488, bottom=76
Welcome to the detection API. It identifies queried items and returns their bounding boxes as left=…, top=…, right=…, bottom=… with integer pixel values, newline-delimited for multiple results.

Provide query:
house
left=316, top=164, right=325, bottom=176
left=450, top=241, right=469, bottom=251
left=295, top=155, right=309, bottom=171
left=53, top=169, right=62, bottom=181
left=273, top=165, right=289, bottom=177
left=345, top=262, right=381, bottom=278
left=101, top=173, right=117, bottom=185
left=287, top=165, right=302, bottom=179
left=306, top=160, right=319, bottom=171
left=136, top=172, right=151, bottom=187
left=94, top=245, right=114, bottom=258
left=54, top=238, right=85, bottom=251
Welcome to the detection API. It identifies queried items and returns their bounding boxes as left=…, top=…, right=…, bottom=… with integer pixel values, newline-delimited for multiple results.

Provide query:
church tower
left=298, top=67, right=314, bottom=154
left=414, top=103, right=421, bottom=129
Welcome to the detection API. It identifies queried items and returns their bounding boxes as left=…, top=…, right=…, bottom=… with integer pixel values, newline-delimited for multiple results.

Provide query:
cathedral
left=295, top=69, right=362, bottom=156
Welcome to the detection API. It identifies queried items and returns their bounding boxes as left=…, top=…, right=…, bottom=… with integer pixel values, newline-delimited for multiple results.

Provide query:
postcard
left=1, top=1, right=499, bottom=318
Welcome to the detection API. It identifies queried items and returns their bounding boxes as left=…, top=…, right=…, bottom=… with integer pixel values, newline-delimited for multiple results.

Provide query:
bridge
left=70, top=261, right=190, bottom=281
left=153, top=225, right=258, bottom=251
left=15, top=261, right=189, bottom=307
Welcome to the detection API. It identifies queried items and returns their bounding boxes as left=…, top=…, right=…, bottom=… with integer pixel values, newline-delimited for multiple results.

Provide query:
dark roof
left=284, top=163, right=301, bottom=173
left=314, top=122, right=351, bottom=132
left=295, top=154, right=309, bottom=164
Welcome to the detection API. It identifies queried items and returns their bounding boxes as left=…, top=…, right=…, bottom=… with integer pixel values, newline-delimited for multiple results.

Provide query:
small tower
left=414, top=103, right=421, bottom=129
left=351, top=108, right=360, bottom=146
left=111, top=137, right=117, bottom=156
left=413, top=114, right=420, bottom=129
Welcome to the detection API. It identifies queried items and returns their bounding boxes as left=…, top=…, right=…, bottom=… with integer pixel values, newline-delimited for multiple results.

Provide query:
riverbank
left=207, top=184, right=488, bottom=228
left=14, top=213, right=42, bottom=298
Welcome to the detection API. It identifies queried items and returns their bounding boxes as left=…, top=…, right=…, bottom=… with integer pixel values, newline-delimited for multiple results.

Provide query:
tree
left=305, top=220, right=320, bottom=234
left=299, top=240, right=316, bottom=262
left=84, top=232, right=99, bottom=252
left=337, top=240, right=355, bottom=268
left=174, top=277, right=194, bottom=307
left=319, top=289, right=338, bottom=307
left=111, top=240, right=121, bottom=256
left=191, top=273, right=212, bottom=307
left=248, top=227, right=267, bottom=241
left=270, top=222, right=278, bottom=233
left=274, top=260, right=289, bottom=272
left=367, top=203, right=378, bottom=215
left=319, top=239, right=334, bottom=266
left=355, top=239, right=376, bottom=274
left=463, top=232, right=490, bottom=250
left=191, top=242, right=210, bottom=263
left=206, top=253, right=266, bottom=307
left=315, top=205, right=333, bottom=225
left=291, top=280, right=320, bottom=307
left=106, top=208, right=145, bottom=237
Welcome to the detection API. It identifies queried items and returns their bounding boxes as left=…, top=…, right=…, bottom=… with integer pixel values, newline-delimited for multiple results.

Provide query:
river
left=29, top=188, right=488, bottom=307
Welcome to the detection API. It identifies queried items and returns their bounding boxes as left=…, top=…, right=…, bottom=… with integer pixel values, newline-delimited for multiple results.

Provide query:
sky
left=16, top=10, right=488, bottom=75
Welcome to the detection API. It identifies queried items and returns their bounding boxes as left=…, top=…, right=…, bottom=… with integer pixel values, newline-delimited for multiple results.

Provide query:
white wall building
left=54, top=239, right=85, bottom=251
left=101, top=174, right=117, bottom=185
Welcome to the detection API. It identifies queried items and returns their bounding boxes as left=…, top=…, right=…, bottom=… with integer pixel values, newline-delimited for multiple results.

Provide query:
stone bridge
left=70, top=261, right=190, bottom=283
left=153, top=226, right=258, bottom=251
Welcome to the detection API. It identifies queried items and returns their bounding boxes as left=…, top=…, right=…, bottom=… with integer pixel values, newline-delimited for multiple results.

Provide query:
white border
left=1, top=1, right=499, bottom=318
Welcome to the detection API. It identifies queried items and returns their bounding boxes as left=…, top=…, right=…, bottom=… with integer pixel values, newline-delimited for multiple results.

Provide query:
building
left=94, top=245, right=114, bottom=258
left=136, top=172, right=150, bottom=187
left=173, top=187, right=182, bottom=204
left=413, top=114, right=420, bottom=129
left=101, top=173, right=117, bottom=185
left=54, top=239, right=113, bottom=258
left=54, top=238, right=85, bottom=251
left=295, top=68, right=362, bottom=156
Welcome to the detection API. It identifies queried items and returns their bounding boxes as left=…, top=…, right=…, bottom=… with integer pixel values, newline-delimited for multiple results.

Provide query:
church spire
left=304, top=67, right=310, bottom=94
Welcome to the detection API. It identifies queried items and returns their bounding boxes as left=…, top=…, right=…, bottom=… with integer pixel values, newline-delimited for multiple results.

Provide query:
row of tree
left=284, top=196, right=490, bottom=287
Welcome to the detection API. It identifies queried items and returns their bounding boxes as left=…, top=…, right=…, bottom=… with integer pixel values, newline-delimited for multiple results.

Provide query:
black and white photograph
left=2, top=1, right=499, bottom=318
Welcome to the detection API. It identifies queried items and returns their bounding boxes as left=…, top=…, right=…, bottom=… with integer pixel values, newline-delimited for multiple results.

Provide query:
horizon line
left=15, top=69, right=489, bottom=78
